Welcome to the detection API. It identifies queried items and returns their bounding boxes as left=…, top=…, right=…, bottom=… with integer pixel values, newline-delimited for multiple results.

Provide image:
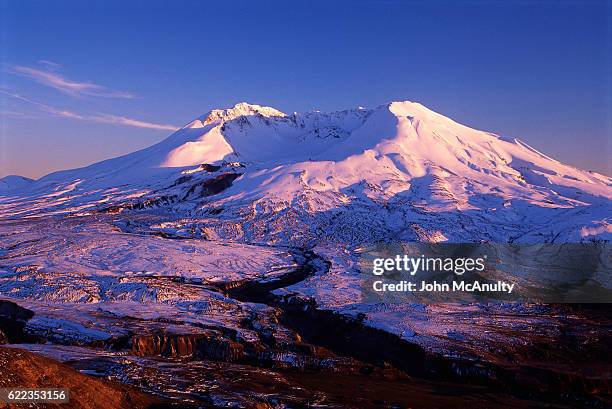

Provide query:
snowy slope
left=206, top=101, right=610, bottom=209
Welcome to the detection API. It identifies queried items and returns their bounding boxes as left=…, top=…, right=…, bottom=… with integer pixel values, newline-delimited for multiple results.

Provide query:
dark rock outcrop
left=181, top=172, right=240, bottom=200
left=0, top=300, right=35, bottom=343
left=131, top=332, right=244, bottom=362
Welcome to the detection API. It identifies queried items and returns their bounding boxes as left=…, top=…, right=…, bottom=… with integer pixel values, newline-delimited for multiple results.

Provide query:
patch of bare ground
left=0, top=347, right=167, bottom=409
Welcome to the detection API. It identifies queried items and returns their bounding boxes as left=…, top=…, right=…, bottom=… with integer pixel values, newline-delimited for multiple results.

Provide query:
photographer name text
left=372, top=280, right=515, bottom=294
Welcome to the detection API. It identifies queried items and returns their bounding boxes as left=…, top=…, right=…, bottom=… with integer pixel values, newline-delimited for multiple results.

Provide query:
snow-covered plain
left=1, top=101, right=611, bottom=405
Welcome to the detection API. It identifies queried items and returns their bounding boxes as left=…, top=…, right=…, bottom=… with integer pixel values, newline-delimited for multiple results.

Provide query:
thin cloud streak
left=0, top=90, right=177, bottom=131
left=88, top=113, right=178, bottom=130
left=11, top=65, right=135, bottom=99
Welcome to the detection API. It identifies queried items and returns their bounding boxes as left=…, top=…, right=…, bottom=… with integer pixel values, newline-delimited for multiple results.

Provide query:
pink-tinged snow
left=0, top=216, right=295, bottom=283
left=0, top=215, right=297, bottom=345
left=210, top=101, right=610, bottom=209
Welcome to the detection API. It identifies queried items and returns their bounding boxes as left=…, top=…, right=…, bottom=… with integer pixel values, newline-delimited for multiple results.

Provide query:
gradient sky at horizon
left=1, top=0, right=610, bottom=178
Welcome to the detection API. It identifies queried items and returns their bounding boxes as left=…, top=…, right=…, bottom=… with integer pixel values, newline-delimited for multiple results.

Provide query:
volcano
left=2, top=101, right=610, bottom=243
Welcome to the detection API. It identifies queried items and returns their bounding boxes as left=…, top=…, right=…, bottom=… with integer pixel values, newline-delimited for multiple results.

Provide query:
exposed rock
left=131, top=332, right=244, bottom=362
left=0, top=300, right=35, bottom=343
left=181, top=172, right=240, bottom=200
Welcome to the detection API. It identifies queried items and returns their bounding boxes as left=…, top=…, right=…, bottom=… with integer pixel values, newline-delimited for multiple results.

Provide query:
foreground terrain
left=0, top=214, right=610, bottom=408
left=0, top=347, right=165, bottom=409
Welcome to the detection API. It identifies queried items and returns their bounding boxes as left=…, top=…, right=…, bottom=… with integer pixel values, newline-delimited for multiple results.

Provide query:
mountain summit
left=197, top=102, right=286, bottom=126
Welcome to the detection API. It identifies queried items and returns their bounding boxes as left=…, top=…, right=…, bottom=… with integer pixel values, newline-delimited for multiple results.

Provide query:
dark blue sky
left=1, top=0, right=610, bottom=178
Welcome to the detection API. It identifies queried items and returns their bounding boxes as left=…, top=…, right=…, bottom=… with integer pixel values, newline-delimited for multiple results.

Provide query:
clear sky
left=1, top=0, right=610, bottom=178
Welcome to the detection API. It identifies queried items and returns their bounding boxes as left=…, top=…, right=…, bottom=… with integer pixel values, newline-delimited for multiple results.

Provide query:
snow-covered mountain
left=0, top=175, right=33, bottom=192
left=1, top=101, right=610, bottom=242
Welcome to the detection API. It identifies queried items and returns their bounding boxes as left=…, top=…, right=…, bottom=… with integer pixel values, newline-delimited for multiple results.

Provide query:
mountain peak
left=199, top=102, right=286, bottom=126
left=388, top=100, right=455, bottom=122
